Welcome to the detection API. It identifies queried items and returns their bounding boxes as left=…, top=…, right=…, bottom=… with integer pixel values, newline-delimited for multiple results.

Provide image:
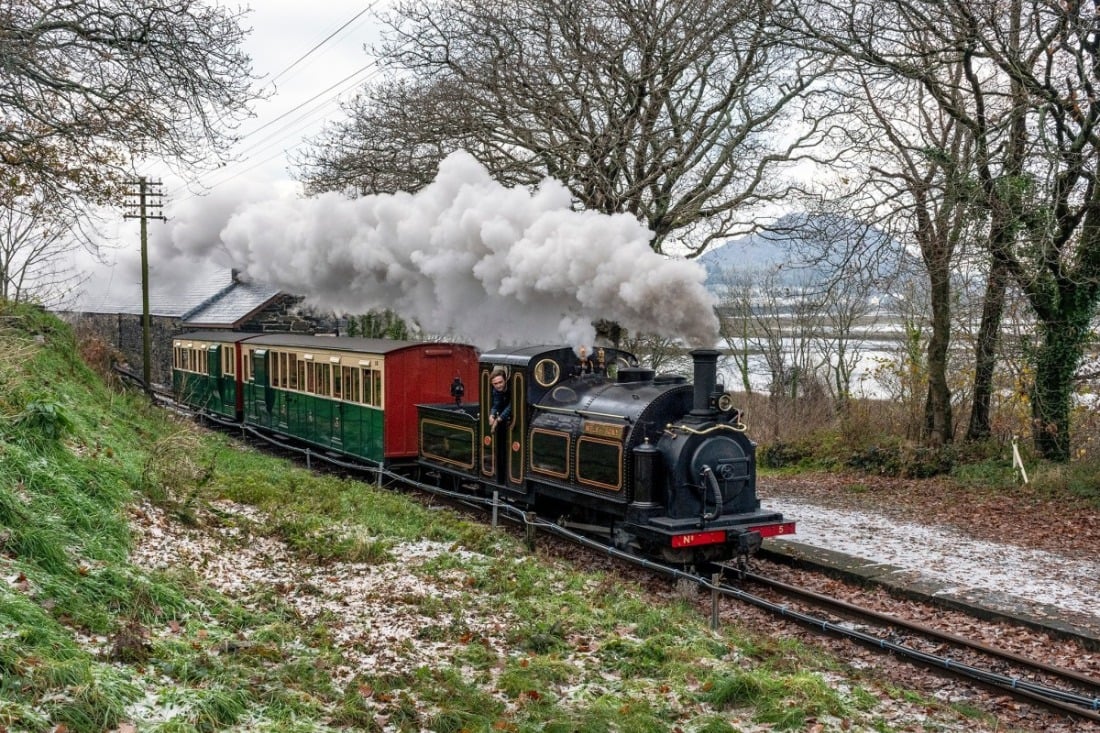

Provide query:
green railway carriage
left=171, top=332, right=252, bottom=420
left=239, top=334, right=480, bottom=466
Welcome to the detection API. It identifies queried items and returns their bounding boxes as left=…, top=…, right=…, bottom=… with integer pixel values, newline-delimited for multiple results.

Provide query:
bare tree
left=0, top=191, right=89, bottom=306
left=779, top=214, right=901, bottom=412
left=297, top=0, right=837, bottom=255
left=717, top=265, right=827, bottom=440
left=616, top=331, right=680, bottom=372
left=0, top=0, right=258, bottom=208
left=717, top=274, right=756, bottom=395
left=856, top=72, right=979, bottom=447
left=876, top=278, right=933, bottom=442
left=764, top=15, right=986, bottom=449
left=790, top=0, right=1100, bottom=461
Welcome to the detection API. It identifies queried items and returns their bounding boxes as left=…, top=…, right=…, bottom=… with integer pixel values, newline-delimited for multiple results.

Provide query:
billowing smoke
left=165, top=151, right=719, bottom=349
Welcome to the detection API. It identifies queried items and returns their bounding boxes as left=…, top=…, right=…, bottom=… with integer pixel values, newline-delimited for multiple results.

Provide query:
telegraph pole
left=123, top=177, right=165, bottom=396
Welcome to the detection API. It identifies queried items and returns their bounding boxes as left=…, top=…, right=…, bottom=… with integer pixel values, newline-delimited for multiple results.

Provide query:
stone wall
left=58, top=297, right=341, bottom=388
left=60, top=312, right=181, bottom=387
left=245, top=295, right=340, bottom=334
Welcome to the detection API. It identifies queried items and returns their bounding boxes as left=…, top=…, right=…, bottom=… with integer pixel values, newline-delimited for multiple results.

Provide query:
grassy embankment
left=0, top=302, right=994, bottom=732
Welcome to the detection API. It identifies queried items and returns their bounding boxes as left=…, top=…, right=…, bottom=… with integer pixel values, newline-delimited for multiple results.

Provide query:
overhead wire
left=264, top=4, right=376, bottom=90
left=182, top=63, right=382, bottom=196
left=170, top=4, right=384, bottom=199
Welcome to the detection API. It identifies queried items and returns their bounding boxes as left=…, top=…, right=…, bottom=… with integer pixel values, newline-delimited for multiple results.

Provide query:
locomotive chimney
left=690, top=349, right=719, bottom=417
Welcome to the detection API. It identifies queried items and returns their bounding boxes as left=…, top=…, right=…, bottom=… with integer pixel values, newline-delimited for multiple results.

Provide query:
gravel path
left=767, top=497, right=1100, bottom=620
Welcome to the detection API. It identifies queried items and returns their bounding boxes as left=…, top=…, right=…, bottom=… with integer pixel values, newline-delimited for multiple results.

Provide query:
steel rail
left=731, top=571, right=1100, bottom=722
left=743, top=570, right=1100, bottom=693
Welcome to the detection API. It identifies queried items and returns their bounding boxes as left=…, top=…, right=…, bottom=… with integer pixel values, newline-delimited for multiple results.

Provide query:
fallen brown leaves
left=760, top=471, right=1100, bottom=557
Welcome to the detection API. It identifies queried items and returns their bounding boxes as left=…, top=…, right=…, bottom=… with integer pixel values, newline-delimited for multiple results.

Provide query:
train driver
left=489, top=366, right=512, bottom=431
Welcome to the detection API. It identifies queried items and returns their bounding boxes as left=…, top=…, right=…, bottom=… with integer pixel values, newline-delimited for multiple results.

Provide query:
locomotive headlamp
left=717, top=393, right=736, bottom=413
left=450, top=376, right=465, bottom=406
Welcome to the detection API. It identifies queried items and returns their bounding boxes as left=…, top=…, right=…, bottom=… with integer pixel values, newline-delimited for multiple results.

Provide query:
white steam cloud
left=167, top=151, right=719, bottom=349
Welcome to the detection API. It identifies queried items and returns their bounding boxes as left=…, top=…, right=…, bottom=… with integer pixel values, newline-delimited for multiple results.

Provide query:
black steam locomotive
left=418, top=345, right=794, bottom=565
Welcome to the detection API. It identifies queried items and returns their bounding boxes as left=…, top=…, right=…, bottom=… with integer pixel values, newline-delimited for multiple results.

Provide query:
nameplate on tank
left=583, top=421, right=625, bottom=440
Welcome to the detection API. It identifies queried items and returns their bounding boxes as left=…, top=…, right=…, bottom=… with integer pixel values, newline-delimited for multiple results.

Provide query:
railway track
left=726, top=569, right=1100, bottom=724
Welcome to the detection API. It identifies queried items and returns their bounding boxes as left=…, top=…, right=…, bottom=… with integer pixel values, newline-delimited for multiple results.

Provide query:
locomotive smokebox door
left=691, top=436, right=751, bottom=505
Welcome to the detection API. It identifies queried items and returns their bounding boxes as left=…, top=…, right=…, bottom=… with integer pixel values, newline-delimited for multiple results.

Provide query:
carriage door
left=505, top=371, right=526, bottom=486
left=481, top=367, right=527, bottom=487
left=480, top=367, right=496, bottom=479
left=207, top=345, right=224, bottom=403
left=252, top=349, right=273, bottom=415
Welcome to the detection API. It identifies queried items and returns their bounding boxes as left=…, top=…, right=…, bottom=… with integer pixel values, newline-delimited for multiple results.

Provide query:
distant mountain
left=698, top=230, right=802, bottom=289
left=698, top=212, right=913, bottom=297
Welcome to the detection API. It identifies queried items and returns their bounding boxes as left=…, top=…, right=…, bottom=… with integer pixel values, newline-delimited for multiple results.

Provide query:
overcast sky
left=190, top=1, right=383, bottom=194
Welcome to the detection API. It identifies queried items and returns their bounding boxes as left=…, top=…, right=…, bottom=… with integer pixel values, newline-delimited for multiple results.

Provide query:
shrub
left=15, top=398, right=74, bottom=445
left=846, top=443, right=954, bottom=478
left=759, top=441, right=814, bottom=470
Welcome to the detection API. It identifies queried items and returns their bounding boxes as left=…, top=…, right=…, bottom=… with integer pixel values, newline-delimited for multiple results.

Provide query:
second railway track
left=725, top=568, right=1100, bottom=724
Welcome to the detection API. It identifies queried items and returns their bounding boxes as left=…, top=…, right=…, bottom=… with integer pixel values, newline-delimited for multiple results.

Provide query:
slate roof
left=181, top=277, right=282, bottom=327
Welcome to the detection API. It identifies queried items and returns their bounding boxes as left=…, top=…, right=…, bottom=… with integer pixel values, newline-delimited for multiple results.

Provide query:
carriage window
left=286, top=354, right=297, bottom=389
left=295, top=359, right=306, bottom=391
left=342, top=366, right=359, bottom=403
left=244, top=351, right=253, bottom=382
left=359, top=366, right=382, bottom=407
left=310, top=362, right=331, bottom=396
left=174, top=345, right=192, bottom=372
left=277, top=352, right=287, bottom=387
left=222, top=347, right=235, bottom=377
left=577, top=438, right=622, bottom=490
left=530, top=430, right=569, bottom=477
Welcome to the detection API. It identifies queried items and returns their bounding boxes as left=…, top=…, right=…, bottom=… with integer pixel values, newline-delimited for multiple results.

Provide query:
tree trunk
left=922, top=244, right=953, bottom=446
left=1029, top=318, right=1087, bottom=462
left=966, top=257, right=1008, bottom=441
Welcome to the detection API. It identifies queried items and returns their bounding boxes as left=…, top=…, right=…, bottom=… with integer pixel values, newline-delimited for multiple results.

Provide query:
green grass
left=0, top=302, right=998, bottom=732
left=704, top=667, right=854, bottom=729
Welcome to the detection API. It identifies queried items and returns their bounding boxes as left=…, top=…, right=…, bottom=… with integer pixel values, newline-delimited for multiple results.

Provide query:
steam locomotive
left=171, top=332, right=794, bottom=565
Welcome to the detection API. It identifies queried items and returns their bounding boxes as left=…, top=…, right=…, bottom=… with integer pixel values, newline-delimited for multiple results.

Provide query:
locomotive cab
left=475, top=345, right=639, bottom=496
